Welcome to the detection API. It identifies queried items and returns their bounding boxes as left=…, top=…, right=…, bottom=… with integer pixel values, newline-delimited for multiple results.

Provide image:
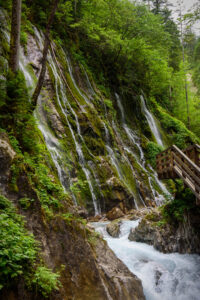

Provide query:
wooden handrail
left=156, top=144, right=200, bottom=205
left=172, top=145, right=200, bottom=174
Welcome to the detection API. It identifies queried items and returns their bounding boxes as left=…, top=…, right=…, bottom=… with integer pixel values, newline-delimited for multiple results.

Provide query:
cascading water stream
left=66, top=56, right=92, bottom=106
left=115, top=93, right=171, bottom=205
left=148, top=164, right=172, bottom=201
left=140, top=95, right=164, bottom=147
left=7, top=27, right=78, bottom=204
left=115, top=93, right=145, bottom=162
left=1, top=18, right=169, bottom=210
left=1, top=26, right=34, bottom=92
left=35, top=101, right=74, bottom=194
left=47, top=49, right=100, bottom=215
left=82, top=65, right=95, bottom=97
left=104, top=128, right=140, bottom=209
left=92, top=220, right=200, bottom=300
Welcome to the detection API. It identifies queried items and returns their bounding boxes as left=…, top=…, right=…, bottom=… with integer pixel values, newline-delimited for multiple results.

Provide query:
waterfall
left=124, top=127, right=145, bottom=163
left=148, top=164, right=172, bottom=201
left=30, top=28, right=101, bottom=213
left=4, top=27, right=78, bottom=205
left=93, top=221, right=200, bottom=300
left=115, top=93, right=171, bottom=205
left=0, top=16, right=169, bottom=212
left=34, top=102, right=75, bottom=196
left=115, top=93, right=144, bottom=162
left=82, top=66, right=95, bottom=96
left=66, top=56, right=92, bottom=106
left=67, top=70, right=143, bottom=210
left=140, top=95, right=164, bottom=147
left=105, top=127, right=141, bottom=209
left=106, top=145, right=124, bottom=181
left=2, top=24, right=36, bottom=94
left=47, top=46, right=100, bottom=215
left=18, top=49, right=77, bottom=203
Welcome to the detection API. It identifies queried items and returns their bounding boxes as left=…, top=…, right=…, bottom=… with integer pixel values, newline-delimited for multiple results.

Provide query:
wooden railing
left=156, top=144, right=200, bottom=205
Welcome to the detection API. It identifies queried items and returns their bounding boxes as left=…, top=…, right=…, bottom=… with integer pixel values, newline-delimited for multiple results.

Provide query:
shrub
left=0, top=195, right=37, bottom=289
left=32, top=266, right=60, bottom=298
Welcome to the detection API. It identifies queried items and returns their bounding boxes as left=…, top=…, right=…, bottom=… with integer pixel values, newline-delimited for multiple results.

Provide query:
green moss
left=151, top=98, right=199, bottom=148
left=87, top=231, right=100, bottom=246
left=19, top=197, right=34, bottom=210
left=145, top=141, right=163, bottom=168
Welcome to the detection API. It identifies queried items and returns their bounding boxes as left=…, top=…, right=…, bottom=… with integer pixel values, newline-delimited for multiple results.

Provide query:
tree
left=143, top=0, right=168, bottom=14
left=32, top=0, right=60, bottom=107
left=177, top=0, right=190, bottom=129
left=9, top=0, right=22, bottom=73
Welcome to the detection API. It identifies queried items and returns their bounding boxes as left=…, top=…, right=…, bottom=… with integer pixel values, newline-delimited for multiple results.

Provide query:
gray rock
left=106, top=207, right=124, bottom=221
left=128, top=210, right=200, bottom=254
left=106, top=220, right=122, bottom=237
left=128, top=219, right=156, bottom=244
left=95, top=238, right=145, bottom=300
left=0, top=134, right=16, bottom=174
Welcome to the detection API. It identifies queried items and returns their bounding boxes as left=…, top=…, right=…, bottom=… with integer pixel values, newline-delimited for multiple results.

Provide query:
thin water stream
left=140, top=95, right=164, bottom=147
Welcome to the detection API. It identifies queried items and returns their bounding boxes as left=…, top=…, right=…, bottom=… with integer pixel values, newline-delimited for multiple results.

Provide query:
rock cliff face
left=0, top=135, right=145, bottom=300
left=128, top=210, right=200, bottom=254
left=19, top=20, right=170, bottom=216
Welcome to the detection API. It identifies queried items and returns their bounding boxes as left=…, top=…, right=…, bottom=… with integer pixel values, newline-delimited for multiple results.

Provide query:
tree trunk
left=32, top=0, right=60, bottom=107
left=9, top=0, right=22, bottom=73
left=179, top=2, right=190, bottom=129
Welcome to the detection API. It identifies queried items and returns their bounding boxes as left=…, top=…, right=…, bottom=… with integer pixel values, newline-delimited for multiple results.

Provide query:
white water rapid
left=93, top=220, right=200, bottom=300
left=140, top=95, right=164, bottom=147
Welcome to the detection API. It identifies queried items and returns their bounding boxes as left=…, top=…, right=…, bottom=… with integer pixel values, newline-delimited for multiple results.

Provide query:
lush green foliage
left=0, top=195, right=37, bottom=289
left=70, top=0, right=179, bottom=99
left=32, top=266, right=60, bottom=298
left=145, top=142, right=163, bottom=168
left=0, top=44, right=67, bottom=292
left=160, top=180, right=197, bottom=222
left=150, top=98, right=199, bottom=148
left=0, top=194, right=61, bottom=295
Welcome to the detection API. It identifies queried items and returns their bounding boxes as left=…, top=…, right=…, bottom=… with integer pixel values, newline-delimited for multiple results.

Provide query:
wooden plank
left=172, top=145, right=200, bottom=174
left=174, top=166, right=200, bottom=200
left=174, top=163, right=200, bottom=193
left=157, top=157, right=171, bottom=166
left=173, top=153, right=200, bottom=186
left=156, top=144, right=200, bottom=203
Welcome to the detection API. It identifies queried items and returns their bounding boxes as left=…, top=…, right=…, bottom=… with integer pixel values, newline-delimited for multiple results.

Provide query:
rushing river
left=92, top=220, right=200, bottom=300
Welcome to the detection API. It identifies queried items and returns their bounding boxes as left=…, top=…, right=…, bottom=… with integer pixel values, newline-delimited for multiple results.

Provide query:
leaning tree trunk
left=32, top=0, right=60, bottom=107
left=9, top=0, right=22, bottom=73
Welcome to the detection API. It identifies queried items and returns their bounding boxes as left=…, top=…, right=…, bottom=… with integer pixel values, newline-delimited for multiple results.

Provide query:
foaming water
left=93, top=220, right=200, bottom=300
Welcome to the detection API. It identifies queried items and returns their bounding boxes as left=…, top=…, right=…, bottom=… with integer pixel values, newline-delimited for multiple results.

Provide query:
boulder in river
left=106, top=220, right=122, bottom=237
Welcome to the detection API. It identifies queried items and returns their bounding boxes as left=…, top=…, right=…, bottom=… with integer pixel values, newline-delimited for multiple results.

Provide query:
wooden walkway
left=156, top=144, right=200, bottom=205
